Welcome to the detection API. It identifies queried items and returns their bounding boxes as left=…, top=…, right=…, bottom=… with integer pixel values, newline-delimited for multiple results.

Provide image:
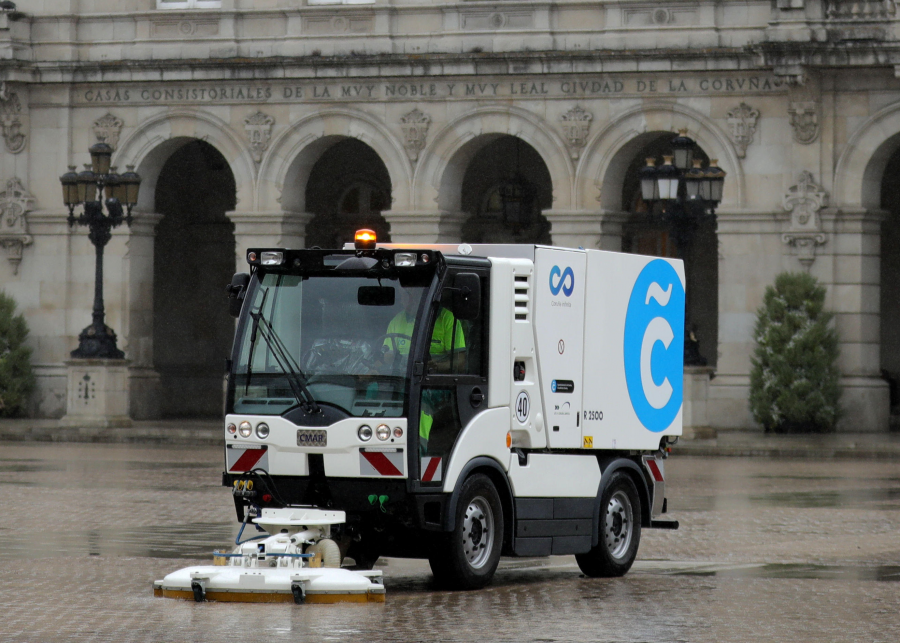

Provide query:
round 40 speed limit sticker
left=515, top=391, right=530, bottom=424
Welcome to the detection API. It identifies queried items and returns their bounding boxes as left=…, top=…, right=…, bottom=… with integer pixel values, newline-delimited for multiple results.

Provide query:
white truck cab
left=223, top=236, right=681, bottom=589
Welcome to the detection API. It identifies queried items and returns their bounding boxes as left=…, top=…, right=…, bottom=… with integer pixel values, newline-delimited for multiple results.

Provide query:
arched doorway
left=459, top=135, right=552, bottom=244
left=620, top=132, right=719, bottom=367
left=303, top=138, right=392, bottom=249
left=153, top=140, right=236, bottom=418
left=880, top=145, right=900, bottom=420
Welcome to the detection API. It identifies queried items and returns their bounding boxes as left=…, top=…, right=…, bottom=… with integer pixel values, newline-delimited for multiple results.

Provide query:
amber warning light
left=355, top=229, right=377, bottom=250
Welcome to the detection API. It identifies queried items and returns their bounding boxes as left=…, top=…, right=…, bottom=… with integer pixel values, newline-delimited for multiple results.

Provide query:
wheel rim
left=462, top=496, right=494, bottom=569
left=604, top=490, right=633, bottom=561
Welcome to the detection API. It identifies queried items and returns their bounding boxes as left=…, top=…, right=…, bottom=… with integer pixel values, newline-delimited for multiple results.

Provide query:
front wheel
left=429, top=474, right=504, bottom=590
left=576, top=471, right=642, bottom=577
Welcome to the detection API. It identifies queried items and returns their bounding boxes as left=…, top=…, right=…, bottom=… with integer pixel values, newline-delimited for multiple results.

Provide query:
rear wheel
left=576, top=471, right=642, bottom=577
left=429, top=474, right=504, bottom=590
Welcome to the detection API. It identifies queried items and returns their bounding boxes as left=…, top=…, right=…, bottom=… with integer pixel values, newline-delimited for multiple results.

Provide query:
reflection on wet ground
left=0, top=443, right=898, bottom=642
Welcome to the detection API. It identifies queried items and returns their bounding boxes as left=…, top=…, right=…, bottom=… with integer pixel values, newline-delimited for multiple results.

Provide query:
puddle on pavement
left=0, top=522, right=236, bottom=559
left=749, top=487, right=900, bottom=508
left=667, top=563, right=900, bottom=582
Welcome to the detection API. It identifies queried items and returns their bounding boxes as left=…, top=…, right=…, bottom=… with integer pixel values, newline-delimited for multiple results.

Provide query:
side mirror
left=451, top=273, right=481, bottom=321
left=226, top=273, right=250, bottom=318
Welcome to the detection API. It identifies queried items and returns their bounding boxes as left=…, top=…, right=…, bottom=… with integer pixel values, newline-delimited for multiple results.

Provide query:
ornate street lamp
left=638, top=130, right=726, bottom=366
left=60, top=144, right=141, bottom=359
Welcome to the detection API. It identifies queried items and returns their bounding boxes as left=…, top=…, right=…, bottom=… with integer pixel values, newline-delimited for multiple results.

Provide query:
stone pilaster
left=123, top=211, right=162, bottom=420
left=821, top=207, right=889, bottom=431
left=381, top=210, right=467, bottom=244
left=708, top=209, right=787, bottom=430
left=229, top=210, right=314, bottom=270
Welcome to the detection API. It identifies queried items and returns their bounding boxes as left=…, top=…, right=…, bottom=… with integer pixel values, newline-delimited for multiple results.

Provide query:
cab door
left=413, top=266, right=489, bottom=486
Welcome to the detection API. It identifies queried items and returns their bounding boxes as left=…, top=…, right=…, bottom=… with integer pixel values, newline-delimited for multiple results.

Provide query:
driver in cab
left=381, top=287, right=465, bottom=371
left=379, top=287, right=465, bottom=456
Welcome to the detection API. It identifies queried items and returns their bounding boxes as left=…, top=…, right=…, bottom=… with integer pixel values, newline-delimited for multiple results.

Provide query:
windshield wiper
left=244, top=288, right=268, bottom=395
left=249, top=307, right=321, bottom=414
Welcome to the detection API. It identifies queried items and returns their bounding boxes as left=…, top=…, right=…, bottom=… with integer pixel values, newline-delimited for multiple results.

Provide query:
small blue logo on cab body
left=623, top=259, right=685, bottom=432
left=549, top=266, right=575, bottom=297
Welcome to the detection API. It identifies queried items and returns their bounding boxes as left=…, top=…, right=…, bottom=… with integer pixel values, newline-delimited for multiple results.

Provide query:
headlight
left=227, top=423, right=237, bottom=435
left=358, top=425, right=373, bottom=441
left=261, top=251, right=283, bottom=266
left=394, top=252, right=416, bottom=267
left=256, top=422, right=270, bottom=439
left=239, top=421, right=252, bottom=438
left=393, top=426, right=403, bottom=438
left=376, top=424, right=390, bottom=441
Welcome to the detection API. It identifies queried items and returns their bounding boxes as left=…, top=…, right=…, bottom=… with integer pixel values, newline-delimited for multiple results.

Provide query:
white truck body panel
left=507, top=453, right=601, bottom=498
left=441, top=407, right=511, bottom=494
left=579, top=250, right=685, bottom=450
left=533, top=247, right=587, bottom=449
left=225, top=414, right=409, bottom=479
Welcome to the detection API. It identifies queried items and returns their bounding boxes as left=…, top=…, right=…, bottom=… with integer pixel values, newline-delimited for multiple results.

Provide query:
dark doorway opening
left=459, top=136, right=552, bottom=244
left=304, top=138, right=392, bottom=249
left=153, top=140, right=236, bottom=418
left=620, top=133, right=719, bottom=367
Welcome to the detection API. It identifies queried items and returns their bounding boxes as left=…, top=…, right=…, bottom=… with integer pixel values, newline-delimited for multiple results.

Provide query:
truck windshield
left=230, top=272, right=428, bottom=418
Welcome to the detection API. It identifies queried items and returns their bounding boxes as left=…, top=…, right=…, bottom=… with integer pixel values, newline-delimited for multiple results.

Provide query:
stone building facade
left=0, top=0, right=897, bottom=430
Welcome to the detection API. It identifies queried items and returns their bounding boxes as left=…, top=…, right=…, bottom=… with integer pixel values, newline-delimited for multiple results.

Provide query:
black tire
left=576, top=471, right=642, bottom=577
left=429, top=474, right=504, bottom=590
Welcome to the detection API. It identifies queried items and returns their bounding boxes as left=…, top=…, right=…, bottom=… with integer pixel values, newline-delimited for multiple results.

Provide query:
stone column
left=123, top=212, right=162, bottom=420
left=708, top=210, right=786, bottom=430
left=822, top=207, right=889, bottom=431
left=229, top=210, right=314, bottom=270
left=381, top=210, right=467, bottom=244
left=543, top=210, right=629, bottom=251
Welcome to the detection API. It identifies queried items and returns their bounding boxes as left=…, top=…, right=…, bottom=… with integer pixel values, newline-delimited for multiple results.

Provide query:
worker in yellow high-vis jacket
left=380, top=288, right=465, bottom=455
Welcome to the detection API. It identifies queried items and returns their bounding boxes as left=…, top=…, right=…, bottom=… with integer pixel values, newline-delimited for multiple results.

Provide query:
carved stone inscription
left=75, top=74, right=786, bottom=106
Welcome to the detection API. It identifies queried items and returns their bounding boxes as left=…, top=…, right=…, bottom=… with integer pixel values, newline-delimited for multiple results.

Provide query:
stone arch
left=113, top=108, right=255, bottom=212
left=415, top=106, right=574, bottom=213
left=259, top=107, right=412, bottom=214
left=579, top=102, right=743, bottom=212
left=834, top=102, right=900, bottom=209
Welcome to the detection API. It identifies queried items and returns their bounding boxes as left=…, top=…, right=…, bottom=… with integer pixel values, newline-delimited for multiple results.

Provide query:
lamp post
left=638, top=130, right=726, bottom=366
left=60, top=143, right=141, bottom=359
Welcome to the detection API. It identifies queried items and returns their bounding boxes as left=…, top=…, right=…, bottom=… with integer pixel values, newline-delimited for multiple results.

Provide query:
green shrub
left=749, top=272, right=842, bottom=433
left=0, top=292, right=35, bottom=417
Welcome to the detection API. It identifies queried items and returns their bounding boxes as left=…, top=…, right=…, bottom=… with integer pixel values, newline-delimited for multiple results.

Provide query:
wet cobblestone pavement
left=1, top=442, right=898, bottom=642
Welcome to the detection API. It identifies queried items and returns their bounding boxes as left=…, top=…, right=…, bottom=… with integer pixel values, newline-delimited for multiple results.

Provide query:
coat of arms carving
left=0, top=84, right=27, bottom=154
left=726, top=103, right=759, bottom=159
left=400, top=109, right=431, bottom=163
left=560, top=106, right=593, bottom=160
left=244, top=111, right=275, bottom=163
left=782, top=171, right=828, bottom=268
left=93, top=113, right=124, bottom=151
left=788, top=101, right=819, bottom=145
left=0, top=177, right=35, bottom=275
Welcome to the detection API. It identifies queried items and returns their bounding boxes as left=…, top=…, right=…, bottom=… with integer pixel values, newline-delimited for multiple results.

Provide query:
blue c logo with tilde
left=623, top=259, right=685, bottom=432
left=549, top=266, right=575, bottom=297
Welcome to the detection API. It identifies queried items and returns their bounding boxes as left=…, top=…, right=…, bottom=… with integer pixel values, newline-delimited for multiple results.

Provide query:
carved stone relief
left=726, top=102, right=759, bottom=159
left=0, top=83, right=27, bottom=154
left=0, top=177, right=34, bottom=275
left=93, top=113, right=124, bottom=151
left=788, top=101, right=819, bottom=145
left=461, top=11, right=534, bottom=30
left=782, top=171, right=827, bottom=268
left=400, top=108, right=431, bottom=163
left=243, top=111, right=274, bottom=163
left=559, top=105, right=593, bottom=160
